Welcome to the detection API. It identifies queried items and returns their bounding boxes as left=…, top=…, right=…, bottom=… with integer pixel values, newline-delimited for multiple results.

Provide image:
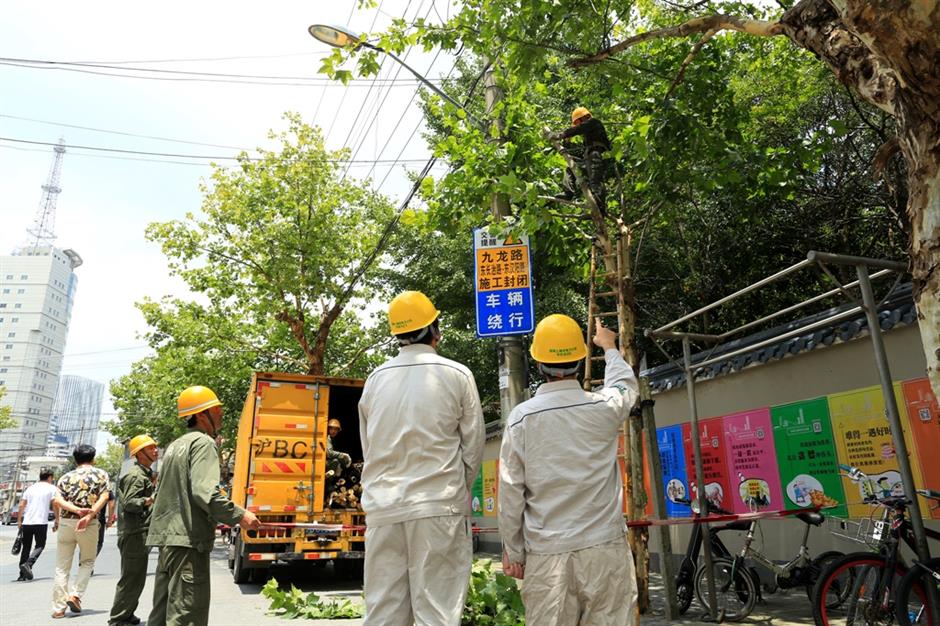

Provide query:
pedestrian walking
left=498, top=315, right=640, bottom=626
left=51, top=444, right=111, bottom=619
left=146, top=385, right=260, bottom=626
left=15, top=469, right=58, bottom=581
left=108, top=434, right=159, bottom=626
left=358, top=291, right=485, bottom=626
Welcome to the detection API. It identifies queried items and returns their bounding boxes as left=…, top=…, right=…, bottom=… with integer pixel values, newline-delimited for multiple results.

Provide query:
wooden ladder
left=583, top=235, right=629, bottom=389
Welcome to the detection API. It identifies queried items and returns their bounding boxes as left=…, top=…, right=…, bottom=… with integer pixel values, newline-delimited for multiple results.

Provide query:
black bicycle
left=811, top=466, right=940, bottom=626
left=673, top=496, right=763, bottom=616
left=895, top=489, right=940, bottom=626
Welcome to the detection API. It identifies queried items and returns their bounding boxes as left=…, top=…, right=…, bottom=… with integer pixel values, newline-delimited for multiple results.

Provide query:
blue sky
left=0, top=0, right=454, bottom=446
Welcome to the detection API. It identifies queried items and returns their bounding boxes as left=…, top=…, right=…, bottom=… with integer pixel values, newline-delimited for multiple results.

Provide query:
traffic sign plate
left=473, top=228, right=534, bottom=337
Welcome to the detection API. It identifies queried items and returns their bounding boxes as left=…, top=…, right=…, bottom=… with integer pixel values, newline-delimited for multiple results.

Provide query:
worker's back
left=358, top=344, right=484, bottom=527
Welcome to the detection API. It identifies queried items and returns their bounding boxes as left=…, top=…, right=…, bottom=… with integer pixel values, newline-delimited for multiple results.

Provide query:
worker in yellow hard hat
left=107, top=435, right=158, bottom=626
left=498, top=315, right=640, bottom=625
left=325, top=418, right=351, bottom=478
left=548, top=106, right=612, bottom=213
left=358, top=291, right=484, bottom=625
left=146, top=386, right=260, bottom=626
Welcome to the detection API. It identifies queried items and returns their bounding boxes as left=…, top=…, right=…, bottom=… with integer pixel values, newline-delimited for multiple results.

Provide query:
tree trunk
left=903, top=125, right=940, bottom=393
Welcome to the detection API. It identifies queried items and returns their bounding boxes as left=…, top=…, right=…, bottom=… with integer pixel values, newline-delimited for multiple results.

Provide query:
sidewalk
left=643, top=573, right=815, bottom=625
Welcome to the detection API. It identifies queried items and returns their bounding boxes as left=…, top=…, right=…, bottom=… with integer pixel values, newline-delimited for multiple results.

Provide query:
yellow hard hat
left=529, top=314, right=588, bottom=363
left=328, top=419, right=342, bottom=431
left=388, top=291, right=440, bottom=335
left=129, top=434, right=157, bottom=456
left=571, top=107, right=591, bottom=123
left=177, top=386, right=222, bottom=419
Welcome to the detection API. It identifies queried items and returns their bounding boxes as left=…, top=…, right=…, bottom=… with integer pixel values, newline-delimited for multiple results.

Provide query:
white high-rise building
left=0, top=246, right=82, bottom=465
left=46, top=374, right=104, bottom=457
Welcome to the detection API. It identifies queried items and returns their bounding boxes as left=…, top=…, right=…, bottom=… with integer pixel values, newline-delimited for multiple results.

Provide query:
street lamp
left=308, top=23, right=479, bottom=124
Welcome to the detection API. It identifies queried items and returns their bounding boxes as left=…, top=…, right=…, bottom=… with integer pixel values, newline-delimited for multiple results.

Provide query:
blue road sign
left=473, top=228, right=534, bottom=337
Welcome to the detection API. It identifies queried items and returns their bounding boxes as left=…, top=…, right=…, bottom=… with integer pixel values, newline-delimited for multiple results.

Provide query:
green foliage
left=463, top=559, right=526, bottom=626
left=108, top=115, right=399, bottom=450
left=261, top=578, right=363, bottom=619
left=0, top=387, right=15, bottom=431
left=96, top=441, right=125, bottom=480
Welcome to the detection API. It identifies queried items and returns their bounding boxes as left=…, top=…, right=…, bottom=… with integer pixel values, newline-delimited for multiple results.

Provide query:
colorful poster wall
left=771, top=398, right=847, bottom=517
left=901, top=379, right=940, bottom=520
left=682, top=417, right=733, bottom=512
left=722, top=408, right=785, bottom=514
left=828, top=384, right=923, bottom=519
left=471, top=471, right=484, bottom=518
left=482, top=460, right=498, bottom=517
left=656, top=425, right=691, bottom=517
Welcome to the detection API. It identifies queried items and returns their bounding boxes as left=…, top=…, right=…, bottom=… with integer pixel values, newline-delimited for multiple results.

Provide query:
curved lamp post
left=308, top=23, right=479, bottom=124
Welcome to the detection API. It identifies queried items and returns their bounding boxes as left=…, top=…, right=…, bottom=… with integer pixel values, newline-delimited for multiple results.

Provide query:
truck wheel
left=232, top=536, right=252, bottom=584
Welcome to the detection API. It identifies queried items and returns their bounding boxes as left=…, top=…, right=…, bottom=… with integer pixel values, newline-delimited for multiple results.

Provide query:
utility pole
left=484, top=63, right=527, bottom=417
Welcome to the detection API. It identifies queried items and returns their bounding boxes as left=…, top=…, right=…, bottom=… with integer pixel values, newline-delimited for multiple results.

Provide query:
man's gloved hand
left=340, top=453, right=352, bottom=468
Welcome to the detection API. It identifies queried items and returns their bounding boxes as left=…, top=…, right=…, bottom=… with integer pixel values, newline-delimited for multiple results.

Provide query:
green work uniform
left=108, top=462, right=155, bottom=625
left=146, top=430, right=245, bottom=626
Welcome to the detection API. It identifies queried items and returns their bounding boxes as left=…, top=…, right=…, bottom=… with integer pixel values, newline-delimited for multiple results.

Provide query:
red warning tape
left=228, top=505, right=820, bottom=535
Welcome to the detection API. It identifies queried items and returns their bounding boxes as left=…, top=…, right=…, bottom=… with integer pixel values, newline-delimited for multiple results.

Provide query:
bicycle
left=673, top=496, right=761, bottom=615
left=811, top=466, right=940, bottom=626
left=895, top=489, right=940, bottom=626
left=690, top=499, right=846, bottom=621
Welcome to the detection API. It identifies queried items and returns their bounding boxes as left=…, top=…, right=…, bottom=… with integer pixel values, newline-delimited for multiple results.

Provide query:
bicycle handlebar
left=917, top=488, right=940, bottom=501
left=673, top=497, right=733, bottom=516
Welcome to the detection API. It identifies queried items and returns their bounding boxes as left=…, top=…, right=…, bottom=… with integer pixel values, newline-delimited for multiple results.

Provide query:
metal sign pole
left=683, top=337, right=719, bottom=622
left=855, top=265, right=938, bottom=622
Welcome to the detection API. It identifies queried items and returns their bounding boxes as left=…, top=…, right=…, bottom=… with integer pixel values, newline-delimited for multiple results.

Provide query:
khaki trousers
left=52, top=517, right=100, bottom=612
left=364, top=515, right=472, bottom=626
left=522, top=535, right=638, bottom=626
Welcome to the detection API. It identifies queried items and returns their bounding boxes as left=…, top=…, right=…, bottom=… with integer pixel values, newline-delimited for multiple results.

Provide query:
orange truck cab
left=228, top=371, right=366, bottom=583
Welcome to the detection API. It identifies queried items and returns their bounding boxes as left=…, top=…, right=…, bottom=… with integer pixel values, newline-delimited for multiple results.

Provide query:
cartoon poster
left=471, top=470, right=484, bottom=517
left=770, top=398, right=847, bottom=517
left=682, top=417, right=733, bottom=512
left=901, top=378, right=940, bottom=520
left=722, top=408, right=785, bottom=514
left=656, top=425, right=691, bottom=517
left=482, top=460, right=498, bottom=517
left=829, top=384, right=923, bottom=518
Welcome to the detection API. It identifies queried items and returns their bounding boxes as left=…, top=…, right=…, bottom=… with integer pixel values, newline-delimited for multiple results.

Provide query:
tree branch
left=663, top=28, right=718, bottom=101
left=570, top=14, right=783, bottom=67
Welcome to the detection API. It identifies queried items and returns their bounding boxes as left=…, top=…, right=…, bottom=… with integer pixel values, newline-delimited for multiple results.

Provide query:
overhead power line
left=0, top=137, right=434, bottom=164
left=0, top=56, right=443, bottom=87
left=0, top=114, right=245, bottom=150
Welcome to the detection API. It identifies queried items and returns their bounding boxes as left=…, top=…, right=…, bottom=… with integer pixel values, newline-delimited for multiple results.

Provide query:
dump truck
left=228, top=371, right=366, bottom=583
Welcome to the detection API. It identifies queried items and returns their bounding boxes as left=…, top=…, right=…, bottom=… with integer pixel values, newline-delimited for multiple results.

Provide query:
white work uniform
left=358, top=343, right=485, bottom=626
left=499, top=348, right=640, bottom=626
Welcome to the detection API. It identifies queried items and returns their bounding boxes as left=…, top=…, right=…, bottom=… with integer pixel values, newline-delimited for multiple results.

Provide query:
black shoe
left=128, top=616, right=142, bottom=625
left=19, top=563, right=32, bottom=580
left=15, top=575, right=25, bottom=582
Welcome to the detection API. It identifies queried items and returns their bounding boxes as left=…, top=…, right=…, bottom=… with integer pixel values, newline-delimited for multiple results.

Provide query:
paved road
left=0, top=525, right=364, bottom=625
left=1, top=524, right=818, bottom=625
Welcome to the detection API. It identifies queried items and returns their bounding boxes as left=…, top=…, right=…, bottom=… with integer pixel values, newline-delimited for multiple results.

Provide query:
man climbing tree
left=550, top=107, right=611, bottom=214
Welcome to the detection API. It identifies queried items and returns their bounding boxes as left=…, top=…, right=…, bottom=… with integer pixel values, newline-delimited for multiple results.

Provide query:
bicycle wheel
left=694, top=557, right=757, bottom=622
left=894, top=558, right=938, bottom=626
left=812, top=551, right=856, bottom=610
left=812, top=552, right=909, bottom=626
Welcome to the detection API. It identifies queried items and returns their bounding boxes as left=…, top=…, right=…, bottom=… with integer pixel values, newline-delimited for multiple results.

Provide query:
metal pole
left=855, top=266, right=938, bottom=622
left=363, top=43, right=484, bottom=128
left=684, top=337, right=719, bottom=622
left=807, top=250, right=908, bottom=272
left=641, top=378, right=679, bottom=619
left=484, top=63, right=527, bottom=417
